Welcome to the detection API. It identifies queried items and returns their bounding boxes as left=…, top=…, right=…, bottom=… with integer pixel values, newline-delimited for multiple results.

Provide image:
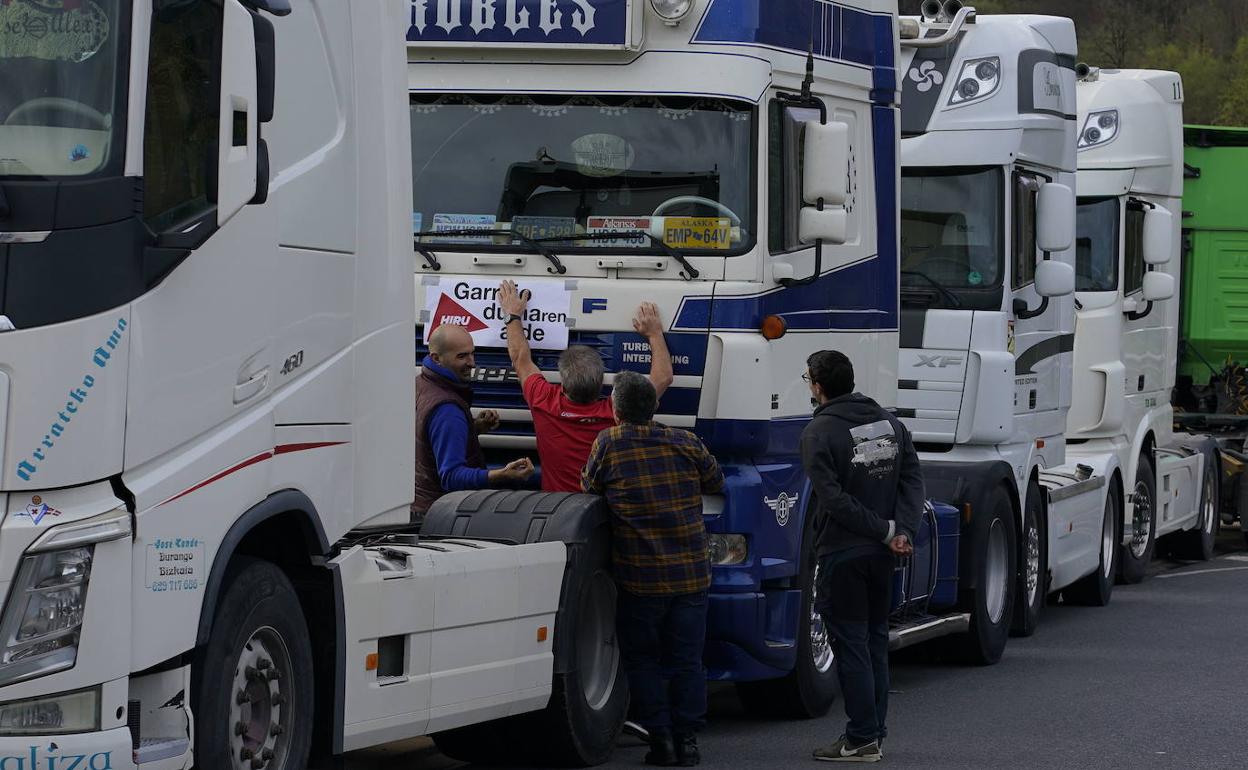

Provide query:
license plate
left=662, top=217, right=732, bottom=250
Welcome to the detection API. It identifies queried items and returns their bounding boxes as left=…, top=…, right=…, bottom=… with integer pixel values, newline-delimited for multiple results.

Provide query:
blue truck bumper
left=705, top=585, right=803, bottom=681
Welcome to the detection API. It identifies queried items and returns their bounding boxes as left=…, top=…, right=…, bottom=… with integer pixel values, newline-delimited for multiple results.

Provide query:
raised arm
left=634, top=302, right=674, bottom=398
left=499, top=280, right=541, bottom=383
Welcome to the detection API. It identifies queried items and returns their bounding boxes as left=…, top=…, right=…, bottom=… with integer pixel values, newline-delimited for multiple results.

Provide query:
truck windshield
left=901, top=167, right=1004, bottom=306
left=409, top=94, right=755, bottom=254
left=0, top=0, right=127, bottom=178
left=1075, top=197, right=1119, bottom=292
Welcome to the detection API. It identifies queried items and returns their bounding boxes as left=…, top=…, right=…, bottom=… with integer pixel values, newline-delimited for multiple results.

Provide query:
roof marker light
left=650, top=0, right=693, bottom=24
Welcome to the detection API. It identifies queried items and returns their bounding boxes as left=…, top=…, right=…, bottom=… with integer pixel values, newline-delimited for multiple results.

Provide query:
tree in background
left=897, top=0, right=1248, bottom=126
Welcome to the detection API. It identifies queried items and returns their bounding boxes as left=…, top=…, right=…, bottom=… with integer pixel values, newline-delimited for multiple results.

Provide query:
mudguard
left=917, top=459, right=1017, bottom=593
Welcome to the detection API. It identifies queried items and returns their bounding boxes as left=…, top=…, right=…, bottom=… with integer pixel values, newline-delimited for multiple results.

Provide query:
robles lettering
left=408, top=0, right=627, bottom=45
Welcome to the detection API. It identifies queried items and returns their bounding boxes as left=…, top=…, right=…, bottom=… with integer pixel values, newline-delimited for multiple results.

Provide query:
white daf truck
left=0, top=1, right=662, bottom=767
left=1071, top=67, right=1222, bottom=581
left=894, top=2, right=1123, bottom=641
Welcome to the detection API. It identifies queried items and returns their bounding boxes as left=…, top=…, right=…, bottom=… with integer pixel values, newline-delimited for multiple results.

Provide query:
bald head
left=429, top=324, right=476, bottom=380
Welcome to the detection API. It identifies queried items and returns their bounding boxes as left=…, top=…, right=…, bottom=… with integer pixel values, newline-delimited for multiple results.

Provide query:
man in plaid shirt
left=582, top=371, right=724, bottom=767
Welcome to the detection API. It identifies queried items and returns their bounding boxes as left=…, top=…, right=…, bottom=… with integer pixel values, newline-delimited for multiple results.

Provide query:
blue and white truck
left=409, top=0, right=1019, bottom=740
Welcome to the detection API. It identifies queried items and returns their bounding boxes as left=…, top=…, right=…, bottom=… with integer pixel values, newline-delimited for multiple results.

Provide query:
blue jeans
left=817, top=549, right=894, bottom=744
left=616, top=590, right=708, bottom=736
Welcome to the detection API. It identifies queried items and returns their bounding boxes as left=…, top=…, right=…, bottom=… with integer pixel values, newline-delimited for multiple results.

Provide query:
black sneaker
left=674, top=733, right=700, bottom=767
left=812, top=736, right=882, bottom=763
left=646, top=734, right=677, bottom=767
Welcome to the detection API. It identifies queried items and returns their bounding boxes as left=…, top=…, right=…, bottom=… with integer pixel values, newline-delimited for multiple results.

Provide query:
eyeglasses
left=801, top=373, right=811, bottom=383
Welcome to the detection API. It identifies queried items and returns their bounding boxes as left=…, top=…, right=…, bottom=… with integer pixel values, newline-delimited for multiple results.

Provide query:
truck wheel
left=1010, top=480, right=1045, bottom=637
left=957, top=486, right=1015, bottom=665
left=736, top=516, right=838, bottom=718
left=192, top=558, right=314, bottom=770
left=426, top=492, right=626, bottom=767
left=1171, top=452, right=1220, bottom=561
left=1120, top=455, right=1157, bottom=584
left=1064, top=480, right=1119, bottom=607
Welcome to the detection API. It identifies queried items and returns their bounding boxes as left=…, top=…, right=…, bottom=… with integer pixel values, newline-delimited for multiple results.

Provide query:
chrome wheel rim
left=810, top=561, right=834, bottom=674
left=1101, top=494, right=1116, bottom=579
left=1024, top=516, right=1040, bottom=607
left=229, top=626, right=293, bottom=770
left=1130, top=479, right=1153, bottom=559
left=578, top=571, right=620, bottom=711
left=1201, top=468, right=1216, bottom=535
left=985, top=519, right=1009, bottom=625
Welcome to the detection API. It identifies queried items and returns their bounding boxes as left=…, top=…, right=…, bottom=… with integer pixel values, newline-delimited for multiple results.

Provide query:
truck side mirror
left=215, top=0, right=260, bottom=225
left=1143, top=207, right=1173, bottom=265
left=802, top=121, right=850, bottom=206
left=1142, top=271, right=1175, bottom=302
left=797, top=120, right=849, bottom=246
left=1036, top=183, right=1075, bottom=253
left=1035, top=259, right=1075, bottom=298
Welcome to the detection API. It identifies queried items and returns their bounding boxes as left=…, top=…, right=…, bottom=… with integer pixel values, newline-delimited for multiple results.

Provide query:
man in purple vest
left=413, top=324, right=533, bottom=518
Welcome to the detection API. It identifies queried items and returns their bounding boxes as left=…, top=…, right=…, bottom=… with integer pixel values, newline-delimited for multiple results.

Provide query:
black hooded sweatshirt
left=800, top=393, right=926, bottom=557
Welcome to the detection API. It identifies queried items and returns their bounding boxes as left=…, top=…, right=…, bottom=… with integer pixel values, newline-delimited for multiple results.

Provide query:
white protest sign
left=423, top=278, right=571, bottom=351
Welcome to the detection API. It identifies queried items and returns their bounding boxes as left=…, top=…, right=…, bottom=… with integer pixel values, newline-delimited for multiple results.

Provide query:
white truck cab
left=896, top=3, right=1121, bottom=638
left=1072, top=67, right=1221, bottom=581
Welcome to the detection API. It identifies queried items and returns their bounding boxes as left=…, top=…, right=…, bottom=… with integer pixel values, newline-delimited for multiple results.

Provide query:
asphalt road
left=339, top=529, right=1248, bottom=770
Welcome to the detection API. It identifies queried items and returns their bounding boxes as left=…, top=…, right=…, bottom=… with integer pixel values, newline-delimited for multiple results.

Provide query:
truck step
left=135, top=737, right=190, bottom=764
left=888, top=613, right=970, bottom=651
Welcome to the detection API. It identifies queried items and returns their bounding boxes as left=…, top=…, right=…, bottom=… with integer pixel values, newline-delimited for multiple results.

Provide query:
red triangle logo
left=429, top=293, right=488, bottom=335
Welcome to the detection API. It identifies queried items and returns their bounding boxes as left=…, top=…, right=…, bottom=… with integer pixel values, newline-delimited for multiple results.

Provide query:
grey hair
left=612, top=370, right=657, bottom=424
left=559, top=345, right=605, bottom=404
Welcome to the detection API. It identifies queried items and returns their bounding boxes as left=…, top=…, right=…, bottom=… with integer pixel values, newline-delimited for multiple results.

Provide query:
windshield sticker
left=69, top=142, right=89, bottom=162
left=412, top=212, right=423, bottom=234
left=662, top=217, right=733, bottom=251
left=430, top=213, right=496, bottom=243
left=513, top=216, right=576, bottom=241
left=586, top=216, right=650, bottom=248
left=0, top=0, right=111, bottom=63
left=572, top=133, right=634, bottom=177
left=423, top=278, right=571, bottom=351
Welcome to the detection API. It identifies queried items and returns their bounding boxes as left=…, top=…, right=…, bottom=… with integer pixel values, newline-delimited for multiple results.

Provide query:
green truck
left=1178, top=124, right=1248, bottom=536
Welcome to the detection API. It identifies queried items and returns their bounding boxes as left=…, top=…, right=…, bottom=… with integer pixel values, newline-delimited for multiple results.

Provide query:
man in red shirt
left=498, top=280, right=674, bottom=492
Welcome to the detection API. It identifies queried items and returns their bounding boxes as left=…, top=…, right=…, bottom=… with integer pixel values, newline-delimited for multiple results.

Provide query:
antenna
left=801, top=1, right=816, bottom=101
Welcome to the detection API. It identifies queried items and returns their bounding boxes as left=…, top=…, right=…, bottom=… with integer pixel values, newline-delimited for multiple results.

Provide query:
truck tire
left=1170, top=451, right=1220, bottom=561
left=1064, top=479, right=1119, bottom=607
left=1010, top=480, right=1045, bottom=637
left=1120, top=455, right=1157, bottom=584
left=424, top=491, right=626, bottom=767
left=956, top=486, right=1015, bottom=665
left=192, top=558, right=314, bottom=770
left=735, top=514, right=838, bottom=719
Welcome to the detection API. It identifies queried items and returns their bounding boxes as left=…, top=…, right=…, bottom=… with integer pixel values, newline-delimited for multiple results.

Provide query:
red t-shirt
left=523, top=375, right=616, bottom=492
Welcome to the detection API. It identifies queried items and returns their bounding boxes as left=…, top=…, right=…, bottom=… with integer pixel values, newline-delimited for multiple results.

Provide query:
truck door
left=1121, top=200, right=1167, bottom=403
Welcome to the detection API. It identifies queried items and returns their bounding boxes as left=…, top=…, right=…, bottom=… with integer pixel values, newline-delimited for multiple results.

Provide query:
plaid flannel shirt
left=582, top=422, right=725, bottom=596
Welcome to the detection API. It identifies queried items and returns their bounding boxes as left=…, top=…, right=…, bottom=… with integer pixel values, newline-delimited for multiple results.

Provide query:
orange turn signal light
left=365, top=652, right=378, bottom=671
left=761, top=315, right=787, bottom=340
left=537, top=626, right=549, bottom=643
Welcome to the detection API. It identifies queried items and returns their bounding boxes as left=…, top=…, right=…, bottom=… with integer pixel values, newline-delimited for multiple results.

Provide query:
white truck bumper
left=0, top=725, right=136, bottom=769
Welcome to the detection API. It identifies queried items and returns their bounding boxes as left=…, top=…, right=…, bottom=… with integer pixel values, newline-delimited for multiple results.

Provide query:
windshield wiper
left=537, top=231, right=700, bottom=280
left=901, top=270, right=963, bottom=309
left=414, top=229, right=566, bottom=275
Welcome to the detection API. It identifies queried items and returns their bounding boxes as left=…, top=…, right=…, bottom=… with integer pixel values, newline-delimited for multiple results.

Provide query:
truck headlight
left=708, top=534, right=748, bottom=566
left=0, top=687, right=99, bottom=734
left=0, top=547, right=94, bottom=687
left=947, top=56, right=1001, bottom=107
left=1078, top=109, right=1119, bottom=151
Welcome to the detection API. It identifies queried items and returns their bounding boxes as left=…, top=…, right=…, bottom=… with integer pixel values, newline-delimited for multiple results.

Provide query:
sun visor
left=901, top=129, right=1024, bottom=168
left=409, top=50, right=772, bottom=105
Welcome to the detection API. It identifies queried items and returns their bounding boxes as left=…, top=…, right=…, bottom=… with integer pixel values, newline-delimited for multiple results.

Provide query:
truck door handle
left=234, top=359, right=269, bottom=404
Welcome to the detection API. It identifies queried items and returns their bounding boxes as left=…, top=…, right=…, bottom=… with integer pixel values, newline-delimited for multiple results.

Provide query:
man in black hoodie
left=800, top=350, right=924, bottom=763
